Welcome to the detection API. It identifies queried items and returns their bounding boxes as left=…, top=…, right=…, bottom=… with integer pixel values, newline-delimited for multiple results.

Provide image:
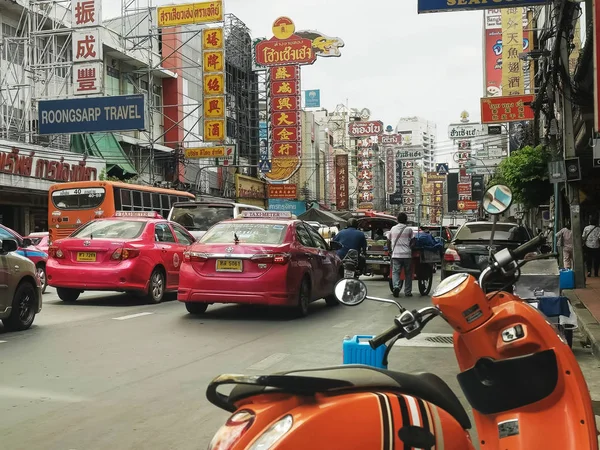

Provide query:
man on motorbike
left=333, top=218, right=367, bottom=273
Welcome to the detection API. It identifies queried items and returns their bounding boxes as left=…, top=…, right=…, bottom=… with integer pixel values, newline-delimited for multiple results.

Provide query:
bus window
left=142, top=191, right=151, bottom=209
left=152, top=193, right=160, bottom=210
left=121, top=189, right=132, bottom=211
left=51, top=187, right=106, bottom=210
left=161, top=194, right=170, bottom=212
left=132, top=190, right=142, bottom=210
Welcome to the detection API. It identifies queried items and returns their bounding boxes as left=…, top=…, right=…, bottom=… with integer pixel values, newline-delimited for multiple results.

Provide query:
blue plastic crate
left=560, top=269, right=575, bottom=290
left=343, top=335, right=388, bottom=369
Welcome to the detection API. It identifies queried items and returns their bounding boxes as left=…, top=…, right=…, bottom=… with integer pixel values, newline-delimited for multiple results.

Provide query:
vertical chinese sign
left=501, top=8, right=524, bottom=96
left=432, top=182, right=443, bottom=224
left=335, top=154, right=348, bottom=210
left=202, top=26, right=226, bottom=143
left=348, top=121, right=383, bottom=209
left=401, top=160, right=416, bottom=218
left=385, top=148, right=395, bottom=203
left=72, top=0, right=103, bottom=95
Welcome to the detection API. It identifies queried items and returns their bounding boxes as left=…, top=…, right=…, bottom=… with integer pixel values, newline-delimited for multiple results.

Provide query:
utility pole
left=558, top=5, right=585, bottom=287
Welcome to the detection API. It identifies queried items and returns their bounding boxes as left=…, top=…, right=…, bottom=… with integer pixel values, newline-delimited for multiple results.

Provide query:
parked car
left=25, top=232, right=49, bottom=253
left=47, top=212, right=196, bottom=303
left=441, top=221, right=533, bottom=290
left=177, top=211, right=343, bottom=317
left=0, top=238, right=43, bottom=331
left=0, top=224, right=48, bottom=293
left=168, top=201, right=265, bottom=240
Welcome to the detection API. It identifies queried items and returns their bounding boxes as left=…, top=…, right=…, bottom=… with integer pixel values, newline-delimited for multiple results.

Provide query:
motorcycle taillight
left=208, top=410, right=255, bottom=450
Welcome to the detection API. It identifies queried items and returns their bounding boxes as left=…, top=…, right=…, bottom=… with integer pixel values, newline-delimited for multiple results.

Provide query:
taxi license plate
left=77, top=252, right=96, bottom=262
left=216, top=259, right=243, bottom=272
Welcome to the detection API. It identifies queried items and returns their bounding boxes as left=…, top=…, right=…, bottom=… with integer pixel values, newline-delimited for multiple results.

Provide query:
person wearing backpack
left=388, top=212, right=414, bottom=298
left=582, top=218, right=600, bottom=277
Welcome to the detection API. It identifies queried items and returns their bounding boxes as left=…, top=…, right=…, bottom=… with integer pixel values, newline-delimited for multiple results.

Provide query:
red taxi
left=177, top=211, right=344, bottom=316
left=46, top=212, right=195, bottom=303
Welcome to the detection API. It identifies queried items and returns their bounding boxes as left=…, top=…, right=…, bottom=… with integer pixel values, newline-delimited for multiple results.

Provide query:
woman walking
left=582, top=218, right=600, bottom=277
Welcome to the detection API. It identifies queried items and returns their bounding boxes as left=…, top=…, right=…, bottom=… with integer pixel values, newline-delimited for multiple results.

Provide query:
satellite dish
left=360, top=108, right=370, bottom=119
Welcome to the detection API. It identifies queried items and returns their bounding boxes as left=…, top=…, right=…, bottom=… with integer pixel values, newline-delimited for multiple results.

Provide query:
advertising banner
left=268, top=199, right=306, bottom=216
left=458, top=200, right=479, bottom=211
left=268, top=184, right=297, bottom=199
left=418, top=0, right=546, bottom=14
left=157, top=1, right=223, bottom=28
left=335, top=154, right=349, bottom=210
left=501, top=8, right=524, bottom=96
left=202, top=26, right=226, bottom=142
left=396, top=148, right=424, bottom=160
left=379, top=134, right=402, bottom=145
left=348, top=121, right=384, bottom=137
left=481, top=95, right=534, bottom=124
left=448, top=123, right=485, bottom=139
left=304, top=89, right=321, bottom=108
left=184, top=145, right=232, bottom=159
left=38, top=94, right=145, bottom=135
left=458, top=183, right=472, bottom=196
left=235, top=174, right=266, bottom=208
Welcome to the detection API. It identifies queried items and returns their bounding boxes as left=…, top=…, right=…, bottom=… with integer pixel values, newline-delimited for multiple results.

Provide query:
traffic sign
left=436, top=163, right=449, bottom=175
left=259, top=160, right=272, bottom=173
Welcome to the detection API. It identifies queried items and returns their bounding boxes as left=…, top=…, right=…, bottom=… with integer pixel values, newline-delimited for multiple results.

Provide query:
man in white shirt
left=583, top=218, right=600, bottom=277
left=387, top=212, right=414, bottom=298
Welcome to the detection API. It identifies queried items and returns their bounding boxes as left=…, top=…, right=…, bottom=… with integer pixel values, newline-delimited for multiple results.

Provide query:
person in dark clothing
left=374, top=228, right=385, bottom=241
left=333, top=218, right=368, bottom=272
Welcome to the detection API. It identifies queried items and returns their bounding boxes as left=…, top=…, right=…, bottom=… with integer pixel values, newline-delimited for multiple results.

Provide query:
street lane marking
left=0, top=387, right=88, bottom=403
left=112, top=312, right=154, bottom=321
left=333, top=320, right=355, bottom=328
left=247, top=353, right=289, bottom=371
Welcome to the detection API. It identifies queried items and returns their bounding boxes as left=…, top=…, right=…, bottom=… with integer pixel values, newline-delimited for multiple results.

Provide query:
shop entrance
left=0, top=188, right=48, bottom=235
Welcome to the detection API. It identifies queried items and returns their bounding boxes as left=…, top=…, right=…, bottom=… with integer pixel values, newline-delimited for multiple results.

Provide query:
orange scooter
left=205, top=186, right=598, bottom=450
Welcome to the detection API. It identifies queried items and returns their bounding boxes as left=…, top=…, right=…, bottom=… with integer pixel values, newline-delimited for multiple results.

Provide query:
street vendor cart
left=388, top=236, right=443, bottom=296
left=354, top=211, right=397, bottom=279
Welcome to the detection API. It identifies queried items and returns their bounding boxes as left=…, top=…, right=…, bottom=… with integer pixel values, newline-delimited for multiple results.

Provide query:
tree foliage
left=488, top=145, right=552, bottom=209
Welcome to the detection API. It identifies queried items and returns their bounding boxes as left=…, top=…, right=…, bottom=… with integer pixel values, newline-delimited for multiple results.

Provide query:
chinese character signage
left=202, top=26, right=226, bottom=142
left=265, top=64, right=302, bottom=182
left=268, top=184, right=297, bottom=199
left=157, top=1, right=223, bottom=28
left=401, top=160, right=416, bottom=214
left=71, top=0, right=103, bottom=96
left=501, top=8, right=524, bottom=96
left=335, top=154, right=349, bottom=210
left=386, top=148, right=395, bottom=198
left=480, top=95, right=534, bottom=124
left=430, top=181, right=444, bottom=224
left=255, top=17, right=317, bottom=67
left=357, top=138, right=375, bottom=206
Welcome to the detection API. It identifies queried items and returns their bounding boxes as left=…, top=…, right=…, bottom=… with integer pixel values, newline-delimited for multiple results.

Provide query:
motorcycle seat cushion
left=228, top=365, right=471, bottom=429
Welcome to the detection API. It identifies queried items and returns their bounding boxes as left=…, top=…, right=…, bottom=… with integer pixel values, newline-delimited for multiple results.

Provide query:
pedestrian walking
left=556, top=222, right=573, bottom=269
left=582, top=218, right=600, bottom=277
left=388, top=212, right=414, bottom=298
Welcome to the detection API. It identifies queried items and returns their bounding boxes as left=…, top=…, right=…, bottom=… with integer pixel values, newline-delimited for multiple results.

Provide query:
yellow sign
left=157, top=1, right=223, bottom=28
left=203, top=73, right=224, bottom=95
left=203, top=50, right=224, bottom=72
left=202, top=27, right=224, bottom=50
left=185, top=146, right=226, bottom=158
left=204, top=119, right=225, bottom=141
left=203, top=95, right=225, bottom=118
left=264, top=157, right=302, bottom=182
left=272, top=17, right=295, bottom=40
left=501, top=8, right=524, bottom=96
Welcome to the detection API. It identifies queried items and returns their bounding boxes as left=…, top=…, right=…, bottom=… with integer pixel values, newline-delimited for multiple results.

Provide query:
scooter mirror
left=334, top=279, right=368, bottom=306
left=482, top=184, right=513, bottom=215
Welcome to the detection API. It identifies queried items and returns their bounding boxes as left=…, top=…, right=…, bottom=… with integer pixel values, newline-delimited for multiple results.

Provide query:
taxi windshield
left=200, top=222, right=288, bottom=245
left=71, top=220, right=146, bottom=239
left=170, top=204, right=234, bottom=231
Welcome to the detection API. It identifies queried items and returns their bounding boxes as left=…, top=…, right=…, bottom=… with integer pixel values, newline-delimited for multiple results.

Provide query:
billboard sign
left=348, top=120, right=384, bottom=137
left=304, top=89, right=321, bottom=108
left=38, top=94, right=146, bottom=135
left=268, top=184, right=297, bottom=199
left=254, top=17, right=316, bottom=67
left=335, top=154, right=349, bottom=210
left=379, top=134, right=402, bottom=145
left=418, top=0, right=546, bottom=14
left=184, top=145, right=232, bottom=159
left=268, top=199, right=306, bottom=216
left=157, top=0, right=223, bottom=27
left=480, top=95, right=534, bottom=124
left=448, top=123, right=485, bottom=139
left=396, top=148, right=424, bottom=160
left=457, top=200, right=479, bottom=211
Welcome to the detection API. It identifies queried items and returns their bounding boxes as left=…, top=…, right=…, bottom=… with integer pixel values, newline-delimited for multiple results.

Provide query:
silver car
left=0, top=238, right=43, bottom=331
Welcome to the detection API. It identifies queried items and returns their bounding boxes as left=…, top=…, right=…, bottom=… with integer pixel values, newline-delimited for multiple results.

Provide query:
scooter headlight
left=248, top=415, right=293, bottom=450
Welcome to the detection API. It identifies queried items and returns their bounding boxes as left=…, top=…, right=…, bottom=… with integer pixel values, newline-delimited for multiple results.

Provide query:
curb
left=563, top=289, right=600, bottom=362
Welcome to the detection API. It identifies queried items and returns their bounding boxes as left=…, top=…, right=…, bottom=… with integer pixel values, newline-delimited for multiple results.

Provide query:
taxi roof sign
left=115, top=211, right=163, bottom=219
left=241, top=211, right=293, bottom=219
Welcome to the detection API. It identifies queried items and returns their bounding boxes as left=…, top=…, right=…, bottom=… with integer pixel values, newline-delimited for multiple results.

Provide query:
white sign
left=73, top=62, right=103, bottom=95
left=399, top=133, right=413, bottom=146
left=72, top=0, right=102, bottom=27
left=217, top=145, right=235, bottom=166
left=403, top=206, right=415, bottom=213
left=488, top=146, right=503, bottom=158
left=485, top=8, right=528, bottom=30
left=396, top=148, right=423, bottom=160
left=448, top=123, right=485, bottom=139
left=241, top=211, right=291, bottom=219
left=72, top=29, right=102, bottom=62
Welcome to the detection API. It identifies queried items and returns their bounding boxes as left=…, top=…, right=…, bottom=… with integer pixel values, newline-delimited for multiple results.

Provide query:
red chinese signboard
left=348, top=120, right=384, bottom=137
left=273, top=142, right=299, bottom=157
left=480, top=94, right=535, bottom=124
left=457, top=183, right=472, bottom=195
left=272, top=127, right=298, bottom=142
left=270, top=96, right=298, bottom=112
left=335, top=154, right=349, bottom=210
left=270, top=65, right=300, bottom=81
left=270, top=80, right=299, bottom=96
left=386, top=148, right=395, bottom=194
left=255, top=37, right=316, bottom=67
left=457, top=200, right=479, bottom=211
left=268, top=184, right=297, bottom=199
left=271, top=111, right=300, bottom=128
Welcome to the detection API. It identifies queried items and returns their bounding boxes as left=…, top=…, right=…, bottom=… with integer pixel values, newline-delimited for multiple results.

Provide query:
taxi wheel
left=37, top=264, right=47, bottom=294
left=57, top=288, right=80, bottom=302
left=185, top=302, right=208, bottom=315
left=146, top=268, right=165, bottom=304
left=295, top=278, right=311, bottom=317
left=4, top=281, right=37, bottom=331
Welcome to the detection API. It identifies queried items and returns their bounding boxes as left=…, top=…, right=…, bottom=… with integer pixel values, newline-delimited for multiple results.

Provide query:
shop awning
left=70, top=133, right=137, bottom=179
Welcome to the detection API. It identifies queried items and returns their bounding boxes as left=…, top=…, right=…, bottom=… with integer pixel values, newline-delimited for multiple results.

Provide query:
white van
left=168, top=201, right=265, bottom=239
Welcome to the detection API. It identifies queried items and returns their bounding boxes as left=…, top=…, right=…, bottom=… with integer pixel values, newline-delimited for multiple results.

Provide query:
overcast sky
left=107, top=0, right=485, bottom=145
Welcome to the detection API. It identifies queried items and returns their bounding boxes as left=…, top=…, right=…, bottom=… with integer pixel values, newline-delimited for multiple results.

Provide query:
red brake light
left=208, top=410, right=255, bottom=450
left=251, top=253, right=290, bottom=264
left=444, top=247, right=461, bottom=262
left=184, top=251, right=208, bottom=262
left=111, top=248, right=140, bottom=260
left=48, top=246, right=64, bottom=259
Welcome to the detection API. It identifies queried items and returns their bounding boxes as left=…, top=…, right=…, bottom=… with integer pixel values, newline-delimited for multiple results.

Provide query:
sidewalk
left=564, top=277, right=600, bottom=360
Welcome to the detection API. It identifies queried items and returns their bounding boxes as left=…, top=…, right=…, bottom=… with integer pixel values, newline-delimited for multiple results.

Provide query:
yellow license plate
left=77, top=252, right=97, bottom=262
left=216, top=259, right=242, bottom=272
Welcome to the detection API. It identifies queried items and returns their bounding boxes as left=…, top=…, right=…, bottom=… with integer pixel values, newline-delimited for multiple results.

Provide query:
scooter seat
left=228, top=365, right=471, bottom=429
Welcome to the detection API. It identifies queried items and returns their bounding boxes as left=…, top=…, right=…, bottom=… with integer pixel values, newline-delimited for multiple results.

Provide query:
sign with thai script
left=448, top=123, right=485, bottom=139
left=379, top=134, right=402, bottom=145
left=426, top=172, right=446, bottom=182
left=38, top=94, right=146, bottom=134
left=268, top=199, right=306, bottom=216
left=348, top=120, right=384, bottom=137
left=268, top=184, right=297, bottom=199
left=480, top=94, right=534, bottom=124
left=396, top=148, right=424, bottom=160
left=417, top=0, right=546, bottom=14
left=457, top=200, right=479, bottom=211
left=184, top=146, right=233, bottom=159
left=235, top=174, right=266, bottom=201
left=157, top=1, right=223, bottom=27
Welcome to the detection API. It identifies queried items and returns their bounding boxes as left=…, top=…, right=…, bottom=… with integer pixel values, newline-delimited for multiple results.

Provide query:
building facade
left=395, top=116, right=437, bottom=172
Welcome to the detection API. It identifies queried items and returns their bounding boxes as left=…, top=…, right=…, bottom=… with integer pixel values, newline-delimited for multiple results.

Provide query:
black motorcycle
left=342, top=250, right=363, bottom=279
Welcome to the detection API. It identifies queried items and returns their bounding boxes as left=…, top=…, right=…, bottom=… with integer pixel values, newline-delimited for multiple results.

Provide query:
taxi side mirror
left=0, top=238, right=18, bottom=254
left=329, top=241, right=342, bottom=251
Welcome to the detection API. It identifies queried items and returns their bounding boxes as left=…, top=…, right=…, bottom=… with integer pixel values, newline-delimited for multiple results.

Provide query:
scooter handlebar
left=510, top=234, right=545, bottom=261
left=369, top=324, right=402, bottom=349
